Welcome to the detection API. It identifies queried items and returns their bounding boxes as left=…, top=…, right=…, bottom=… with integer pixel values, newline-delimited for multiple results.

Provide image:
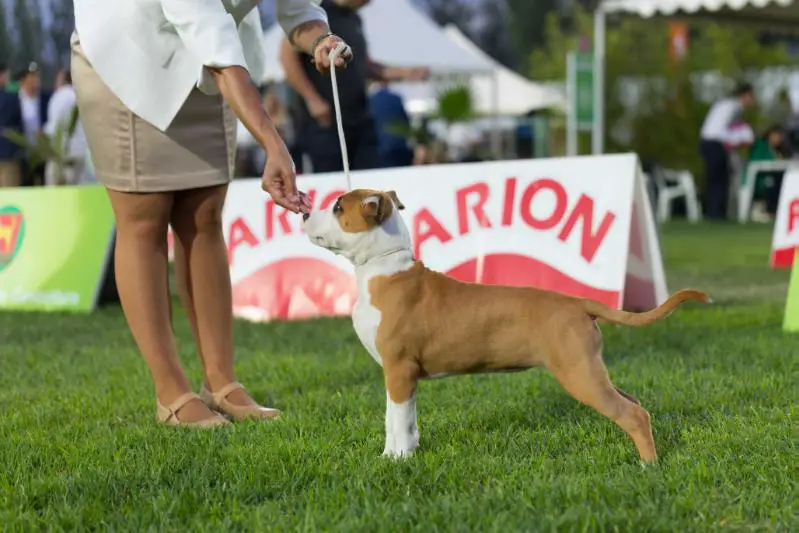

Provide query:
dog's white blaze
left=352, top=253, right=413, bottom=368
left=383, top=392, right=419, bottom=458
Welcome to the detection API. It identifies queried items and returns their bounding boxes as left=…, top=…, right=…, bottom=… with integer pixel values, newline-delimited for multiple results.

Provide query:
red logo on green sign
left=0, top=206, right=25, bottom=271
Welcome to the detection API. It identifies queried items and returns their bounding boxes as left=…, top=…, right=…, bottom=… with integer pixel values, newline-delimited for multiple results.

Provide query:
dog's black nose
left=302, top=212, right=310, bottom=221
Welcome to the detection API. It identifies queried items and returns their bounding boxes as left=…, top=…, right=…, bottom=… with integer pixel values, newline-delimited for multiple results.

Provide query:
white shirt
left=18, top=91, right=40, bottom=144
left=44, top=85, right=88, bottom=160
left=700, top=98, right=742, bottom=142
left=72, top=0, right=326, bottom=131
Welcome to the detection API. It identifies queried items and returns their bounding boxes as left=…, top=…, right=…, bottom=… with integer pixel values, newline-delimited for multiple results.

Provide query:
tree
left=12, top=0, right=44, bottom=67
left=0, top=4, right=12, bottom=65
left=529, top=5, right=789, bottom=189
left=506, top=0, right=559, bottom=72
left=472, top=0, right=514, bottom=68
left=49, top=0, right=76, bottom=68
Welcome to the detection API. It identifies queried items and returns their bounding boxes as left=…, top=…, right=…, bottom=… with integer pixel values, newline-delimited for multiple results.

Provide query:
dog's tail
left=581, top=289, right=711, bottom=327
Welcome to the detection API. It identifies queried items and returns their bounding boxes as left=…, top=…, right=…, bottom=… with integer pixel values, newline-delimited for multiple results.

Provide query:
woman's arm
left=160, top=0, right=283, bottom=150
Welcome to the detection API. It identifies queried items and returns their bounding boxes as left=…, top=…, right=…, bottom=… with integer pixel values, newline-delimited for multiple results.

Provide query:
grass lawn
left=1, top=222, right=796, bottom=532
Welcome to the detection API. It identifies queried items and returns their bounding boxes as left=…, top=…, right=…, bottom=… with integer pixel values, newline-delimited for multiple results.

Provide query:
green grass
left=1, top=222, right=796, bottom=532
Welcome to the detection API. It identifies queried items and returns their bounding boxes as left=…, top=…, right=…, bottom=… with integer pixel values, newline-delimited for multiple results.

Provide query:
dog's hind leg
left=547, top=331, right=656, bottom=462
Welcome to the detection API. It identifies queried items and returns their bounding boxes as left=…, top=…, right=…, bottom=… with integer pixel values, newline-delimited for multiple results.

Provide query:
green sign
left=575, top=52, right=594, bottom=128
left=0, top=185, right=115, bottom=312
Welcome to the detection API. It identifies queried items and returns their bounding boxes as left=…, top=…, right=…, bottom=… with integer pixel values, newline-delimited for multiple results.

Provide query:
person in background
left=369, top=81, right=414, bottom=168
left=0, top=62, right=8, bottom=90
left=699, top=82, right=756, bottom=220
left=44, top=68, right=89, bottom=186
left=15, top=62, right=52, bottom=186
left=745, top=125, right=790, bottom=222
left=0, top=62, right=23, bottom=187
left=2, top=62, right=19, bottom=93
left=280, top=0, right=429, bottom=173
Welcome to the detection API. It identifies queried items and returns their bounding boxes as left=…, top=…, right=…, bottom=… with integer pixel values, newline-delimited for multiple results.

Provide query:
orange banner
left=669, top=21, right=689, bottom=62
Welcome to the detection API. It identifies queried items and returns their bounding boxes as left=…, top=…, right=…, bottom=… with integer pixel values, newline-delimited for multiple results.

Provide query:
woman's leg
left=107, top=188, right=219, bottom=422
left=170, top=184, right=258, bottom=407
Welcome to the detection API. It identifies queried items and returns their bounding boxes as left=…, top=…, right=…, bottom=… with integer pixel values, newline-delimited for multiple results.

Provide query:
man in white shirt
left=71, top=0, right=353, bottom=428
left=44, top=69, right=90, bottom=186
left=699, top=82, right=755, bottom=220
left=15, top=62, right=51, bottom=186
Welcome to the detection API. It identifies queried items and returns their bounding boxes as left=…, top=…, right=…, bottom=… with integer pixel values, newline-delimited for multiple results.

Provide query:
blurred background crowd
left=2, top=0, right=799, bottom=224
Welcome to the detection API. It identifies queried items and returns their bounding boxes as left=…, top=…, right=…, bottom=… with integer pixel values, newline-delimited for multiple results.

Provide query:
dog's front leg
left=382, top=363, right=419, bottom=458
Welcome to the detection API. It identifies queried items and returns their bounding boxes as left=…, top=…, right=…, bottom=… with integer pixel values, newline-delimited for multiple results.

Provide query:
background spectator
left=44, top=68, right=89, bottom=186
left=369, top=81, right=414, bottom=168
left=699, top=82, right=755, bottom=220
left=15, top=62, right=51, bottom=186
left=745, top=124, right=790, bottom=222
left=0, top=63, right=23, bottom=187
left=280, top=0, right=429, bottom=174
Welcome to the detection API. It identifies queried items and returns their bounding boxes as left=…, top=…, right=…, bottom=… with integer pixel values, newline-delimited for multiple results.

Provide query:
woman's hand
left=312, top=34, right=353, bottom=75
left=261, top=141, right=312, bottom=214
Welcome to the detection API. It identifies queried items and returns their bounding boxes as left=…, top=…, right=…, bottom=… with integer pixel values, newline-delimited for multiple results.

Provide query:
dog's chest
left=352, top=298, right=383, bottom=367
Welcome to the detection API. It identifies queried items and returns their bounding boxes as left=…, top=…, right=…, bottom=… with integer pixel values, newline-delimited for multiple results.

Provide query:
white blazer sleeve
left=275, top=0, right=328, bottom=41
left=160, top=0, right=249, bottom=71
left=238, top=8, right=267, bottom=85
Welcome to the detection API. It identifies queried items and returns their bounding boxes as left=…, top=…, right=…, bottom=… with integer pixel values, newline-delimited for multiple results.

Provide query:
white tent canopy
left=260, top=0, right=493, bottom=82
left=392, top=25, right=566, bottom=116
left=592, top=0, right=799, bottom=153
left=601, top=0, right=798, bottom=21
left=358, top=25, right=566, bottom=116
left=441, top=25, right=566, bottom=115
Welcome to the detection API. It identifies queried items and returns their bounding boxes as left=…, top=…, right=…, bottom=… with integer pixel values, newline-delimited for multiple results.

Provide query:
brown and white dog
left=302, top=188, right=710, bottom=461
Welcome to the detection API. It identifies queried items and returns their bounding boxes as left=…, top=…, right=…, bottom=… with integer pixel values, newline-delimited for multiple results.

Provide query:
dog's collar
left=355, top=247, right=413, bottom=267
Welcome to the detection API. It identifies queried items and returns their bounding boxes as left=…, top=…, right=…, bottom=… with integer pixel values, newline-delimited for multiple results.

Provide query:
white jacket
left=73, top=0, right=326, bottom=131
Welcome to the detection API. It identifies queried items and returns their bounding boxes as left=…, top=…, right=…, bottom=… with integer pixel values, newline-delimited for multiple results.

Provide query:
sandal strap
left=164, top=392, right=201, bottom=422
left=213, top=382, right=246, bottom=402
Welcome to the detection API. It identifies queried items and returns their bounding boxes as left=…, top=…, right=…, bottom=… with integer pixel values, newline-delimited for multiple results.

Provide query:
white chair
left=652, top=168, right=703, bottom=223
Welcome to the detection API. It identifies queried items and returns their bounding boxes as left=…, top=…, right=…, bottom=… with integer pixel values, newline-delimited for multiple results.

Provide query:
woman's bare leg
left=170, top=184, right=257, bottom=407
left=107, top=188, right=219, bottom=422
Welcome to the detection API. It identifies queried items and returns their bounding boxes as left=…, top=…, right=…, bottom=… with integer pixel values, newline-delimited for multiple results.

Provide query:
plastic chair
left=652, top=168, right=703, bottom=223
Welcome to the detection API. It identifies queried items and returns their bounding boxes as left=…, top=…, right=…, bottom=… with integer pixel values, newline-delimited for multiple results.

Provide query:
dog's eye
left=333, top=199, right=343, bottom=214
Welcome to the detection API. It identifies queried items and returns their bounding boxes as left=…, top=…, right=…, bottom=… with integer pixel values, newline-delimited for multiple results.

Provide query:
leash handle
left=328, top=42, right=351, bottom=191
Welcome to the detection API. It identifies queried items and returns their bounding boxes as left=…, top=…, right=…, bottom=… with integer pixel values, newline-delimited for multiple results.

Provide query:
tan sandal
left=199, top=382, right=281, bottom=421
left=156, top=392, right=231, bottom=428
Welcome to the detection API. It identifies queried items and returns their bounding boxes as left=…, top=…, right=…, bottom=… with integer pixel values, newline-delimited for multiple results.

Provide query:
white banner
left=173, top=154, right=667, bottom=322
left=771, top=168, right=799, bottom=268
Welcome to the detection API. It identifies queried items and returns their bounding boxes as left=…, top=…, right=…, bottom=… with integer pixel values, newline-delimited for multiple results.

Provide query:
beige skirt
left=70, top=41, right=237, bottom=193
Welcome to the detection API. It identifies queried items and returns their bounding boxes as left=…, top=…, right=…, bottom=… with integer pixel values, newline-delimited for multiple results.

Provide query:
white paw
left=381, top=446, right=417, bottom=459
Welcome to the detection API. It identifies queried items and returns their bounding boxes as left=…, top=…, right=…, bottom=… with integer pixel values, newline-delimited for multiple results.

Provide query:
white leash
left=328, top=42, right=352, bottom=191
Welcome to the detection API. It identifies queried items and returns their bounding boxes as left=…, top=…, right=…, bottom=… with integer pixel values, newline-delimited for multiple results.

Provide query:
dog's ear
left=361, top=194, right=391, bottom=225
left=387, top=190, right=405, bottom=210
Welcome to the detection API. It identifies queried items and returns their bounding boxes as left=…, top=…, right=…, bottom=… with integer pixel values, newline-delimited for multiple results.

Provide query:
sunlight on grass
left=0, top=222, right=795, bottom=531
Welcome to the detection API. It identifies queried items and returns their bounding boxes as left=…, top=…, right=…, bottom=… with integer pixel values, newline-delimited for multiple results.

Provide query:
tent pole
left=592, top=7, right=606, bottom=155
left=491, top=70, right=502, bottom=157
left=566, top=51, right=577, bottom=157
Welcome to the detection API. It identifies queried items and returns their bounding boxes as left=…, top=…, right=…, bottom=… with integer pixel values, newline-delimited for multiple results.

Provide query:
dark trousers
left=301, top=119, right=380, bottom=174
left=379, top=148, right=413, bottom=168
left=700, top=140, right=729, bottom=220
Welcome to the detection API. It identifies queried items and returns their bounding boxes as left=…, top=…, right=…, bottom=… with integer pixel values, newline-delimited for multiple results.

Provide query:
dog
left=302, top=188, right=710, bottom=461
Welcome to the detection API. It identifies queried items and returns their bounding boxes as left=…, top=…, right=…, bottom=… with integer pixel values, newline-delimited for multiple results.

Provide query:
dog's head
left=303, top=189, right=410, bottom=265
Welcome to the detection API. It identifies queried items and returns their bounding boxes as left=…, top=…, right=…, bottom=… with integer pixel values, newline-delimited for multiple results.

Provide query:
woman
left=745, top=125, right=789, bottom=221
left=71, top=0, right=352, bottom=427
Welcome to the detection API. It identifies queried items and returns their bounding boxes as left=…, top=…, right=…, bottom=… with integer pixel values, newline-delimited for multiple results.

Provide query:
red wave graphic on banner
left=232, top=253, right=621, bottom=322
left=232, top=258, right=357, bottom=322
left=446, top=253, right=620, bottom=308
left=771, top=246, right=796, bottom=269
